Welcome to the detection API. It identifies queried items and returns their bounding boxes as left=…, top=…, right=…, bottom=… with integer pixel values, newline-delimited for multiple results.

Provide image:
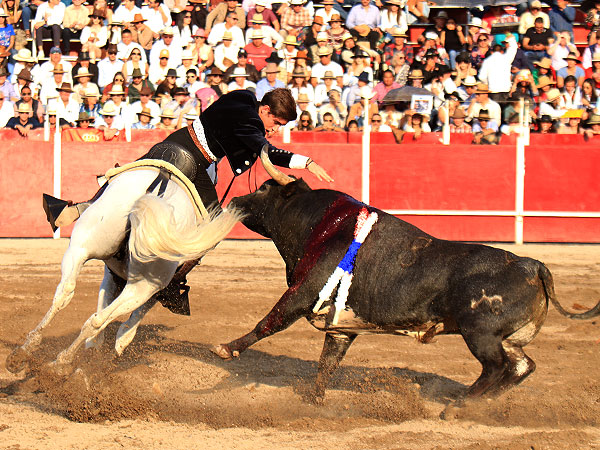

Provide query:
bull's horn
left=260, top=144, right=294, bottom=186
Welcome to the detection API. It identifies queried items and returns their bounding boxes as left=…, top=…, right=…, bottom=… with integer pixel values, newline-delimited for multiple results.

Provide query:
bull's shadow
left=114, top=323, right=467, bottom=404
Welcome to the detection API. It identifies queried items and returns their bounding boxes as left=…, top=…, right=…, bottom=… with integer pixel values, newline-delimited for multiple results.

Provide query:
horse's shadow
left=115, top=323, right=467, bottom=404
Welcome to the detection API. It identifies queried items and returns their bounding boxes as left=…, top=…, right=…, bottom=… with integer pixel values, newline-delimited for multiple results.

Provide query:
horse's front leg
left=49, top=259, right=177, bottom=375
left=6, top=245, right=89, bottom=373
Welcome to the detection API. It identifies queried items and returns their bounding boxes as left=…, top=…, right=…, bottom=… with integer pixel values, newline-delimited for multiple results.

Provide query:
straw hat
left=74, top=67, right=92, bottom=79
left=181, top=49, right=193, bottom=60
left=312, top=16, right=324, bottom=26
left=264, top=62, right=280, bottom=73
left=289, top=0, right=304, bottom=5
left=109, top=85, right=125, bottom=96
left=17, top=103, right=32, bottom=113
left=250, top=29, right=264, bottom=40
left=131, top=68, right=143, bottom=78
left=250, top=13, right=266, bottom=23
left=475, top=83, right=490, bottom=94
left=283, top=35, right=298, bottom=46
left=477, top=109, right=491, bottom=120
left=137, top=107, right=152, bottom=118
left=592, top=52, right=600, bottom=62
left=52, top=65, right=66, bottom=74
left=193, top=28, right=207, bottom=37
left=99, top=103, right=118, bottom=116
left=56, top=82, right=74, bottom=93
left=159, top=48, right=170, bottom=58
left=232, top=67, right=249, bottom=77
left=408, top=69, right=424, bottom=79
left=563, top=52, right=580, bottom=62
left=587, top=114, right=600, bottom=125
left=160, top=108, right=176, bottom=119
left=317, top=46, right=333, bottom=56
left=536, top=76, right=556, bottom=88
left=462, top=75, right=477, bottom=86
left=161, top=26, right=175, bottom=35
left=322, top=70, right=336, bottom=79
left=297, top=93, right=310, bottom=103
left=14, top=49, right=36, bottom=63
left=76, top=111, right=92, bottom=122
left=546, top=88, right=561, bottom=102
left=534, top=57, right=552, bottom=69
left=390, top=27, right=408, bottom=38
left=132, top=13, right=145, bottom=23
left=82, top=87, right=100, bottom=98
left=452, top=108, right=466, bottom=119
left=17, top=69, right=33, bottom=82
left=328, top=14, right=343, bottom=23
left=316, top=31, right=328, bottom=42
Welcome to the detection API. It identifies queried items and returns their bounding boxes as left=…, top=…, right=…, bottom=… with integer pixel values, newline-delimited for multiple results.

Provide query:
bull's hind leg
left=6, top=245, right=88, bottom=373
left=312, top=332, right=357, bottom=402
left=461, top=332, right=506, bottom=398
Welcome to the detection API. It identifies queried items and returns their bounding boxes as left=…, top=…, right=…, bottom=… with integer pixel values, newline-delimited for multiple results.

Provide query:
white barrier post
left=361, top=87, right=374, bottom=205
left=515, top=98, right=526, bottom=244
left=442, top=101, right=450, bottom=145
left=53, top=111, right=62, bottom=239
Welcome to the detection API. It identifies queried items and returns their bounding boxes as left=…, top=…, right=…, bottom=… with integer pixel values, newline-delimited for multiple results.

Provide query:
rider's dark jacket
left=164, top=89, right=295, bottom=177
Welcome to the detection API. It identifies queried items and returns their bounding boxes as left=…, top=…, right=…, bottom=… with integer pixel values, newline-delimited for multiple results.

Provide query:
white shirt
left=39, top=59, right=73, bottom=85
left=150, top=40, right=183, bottom=70
left=118, top=42, right=147, bottom=63
left=126, top=99, right=161, bottom=125
left=141, top=4, right=172, bottom=34
left=80, top=26, right=108, bottom=50
left=0, top=100, right=14, bottom=127
left=207, top=23, right=245, bottom=49
left=311, top=61, right=343, bottom=81
left=468, top=99, right=502, bottom=125
left=34, top=1, right=66, bottom=26
left=228, top=79, right=257, bottom=91
left=478, top=35, right=517, bottom=93
left=176, top=63, right=199, bottom=85
left=112, top=4, right=142, bottom=24
left=213, top=43, right=240, bottom=72
left=148, top=64, right=173, bottom=86
left=39, top=78, right=62, bottom=105
left=48, top=96, right=80, bottom=124
left=245, top=25, right=283, bottom=49
left=97, top=57, right=124, bottom=89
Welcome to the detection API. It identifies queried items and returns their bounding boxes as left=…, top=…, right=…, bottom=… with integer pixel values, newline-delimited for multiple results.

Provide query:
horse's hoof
left=210, top=344, right=238, bottom=360
left=46, top=360, right=74, bottom=378
left=5, top=347, right=29, bottom=373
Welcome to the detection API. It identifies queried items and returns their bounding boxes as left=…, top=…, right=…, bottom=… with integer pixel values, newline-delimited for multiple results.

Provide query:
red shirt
left=244, top=42, right=273, bottom=72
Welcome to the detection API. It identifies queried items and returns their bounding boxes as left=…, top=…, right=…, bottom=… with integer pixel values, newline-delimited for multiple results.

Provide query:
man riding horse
left=44, top=87, right=333, bottom=312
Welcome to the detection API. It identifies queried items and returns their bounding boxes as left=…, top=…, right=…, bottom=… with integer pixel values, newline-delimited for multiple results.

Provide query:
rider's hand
left=307, top=160, right=334, bottom=182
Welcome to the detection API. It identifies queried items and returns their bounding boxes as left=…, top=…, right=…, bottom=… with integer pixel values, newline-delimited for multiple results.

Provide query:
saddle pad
left=104, top=159, right=210, bottom=221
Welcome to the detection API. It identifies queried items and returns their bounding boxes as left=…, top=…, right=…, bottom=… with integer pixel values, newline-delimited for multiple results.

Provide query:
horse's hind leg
left=85, top=266, right=120, bottom=350
left=6, top=245, right=88, bottom=373
left=50, top=259, right=177, bottom=374
left=114, top=297, right=158, bottom=356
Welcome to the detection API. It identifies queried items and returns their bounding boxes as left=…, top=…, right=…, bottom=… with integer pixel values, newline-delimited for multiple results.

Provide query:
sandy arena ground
left=0, top=238, right=599, bottom=449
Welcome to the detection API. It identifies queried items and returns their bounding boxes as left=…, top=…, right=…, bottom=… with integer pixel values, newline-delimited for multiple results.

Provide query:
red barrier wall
left=1, top=129, right=599, bottom=242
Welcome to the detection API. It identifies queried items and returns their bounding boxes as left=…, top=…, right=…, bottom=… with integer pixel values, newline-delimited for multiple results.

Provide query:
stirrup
left=42, top=194, right=80, bottom=232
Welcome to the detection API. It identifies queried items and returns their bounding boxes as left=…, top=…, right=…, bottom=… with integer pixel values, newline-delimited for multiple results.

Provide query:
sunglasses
left=22, top=92, right=31, bottom=95
left=108, top=51, right=117, bottom=54
left=131, top=52, right=141, bottom=56
left=187, top=75, right=197, bottom=78
left=324, top=119, right=333, bottom=122
left=301, top=119, right=309, bottom=122
left=160, top=57, right=169, bottom=60
left=372, top=119, right=381, bottom=123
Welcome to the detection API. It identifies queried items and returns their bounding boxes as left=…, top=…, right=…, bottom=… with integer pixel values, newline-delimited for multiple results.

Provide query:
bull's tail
left=128, top=194, right=244, bottom=263
left=539, top=262, right=600, bottom=320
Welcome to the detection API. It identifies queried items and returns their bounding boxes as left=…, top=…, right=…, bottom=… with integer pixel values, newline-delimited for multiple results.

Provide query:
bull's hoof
left=5, top=347, right=29, bottom=374
left=210, top=344, right=239, bottom=360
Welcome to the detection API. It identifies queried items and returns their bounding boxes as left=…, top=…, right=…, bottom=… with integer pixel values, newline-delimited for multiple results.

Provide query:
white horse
left=6, top=165, right=242, bottom=376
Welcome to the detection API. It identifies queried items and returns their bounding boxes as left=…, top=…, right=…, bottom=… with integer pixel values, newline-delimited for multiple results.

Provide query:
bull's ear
left=280, top=178, right=311, bottom=199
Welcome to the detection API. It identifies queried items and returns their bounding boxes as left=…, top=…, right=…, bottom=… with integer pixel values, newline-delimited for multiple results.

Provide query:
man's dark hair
left=261, top=88, right=297, bottom=122
left=122, top=28, right=132, bottom=36
left=534, top=17, right=544, bottom=23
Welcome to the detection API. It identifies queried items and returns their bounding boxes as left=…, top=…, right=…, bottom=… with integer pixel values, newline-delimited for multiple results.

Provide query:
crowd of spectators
left=0, top=0, right=600, bottom=141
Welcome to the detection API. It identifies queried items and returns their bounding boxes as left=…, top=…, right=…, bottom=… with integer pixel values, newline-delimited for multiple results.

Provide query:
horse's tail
left=128, top=194, right=244, bottom=263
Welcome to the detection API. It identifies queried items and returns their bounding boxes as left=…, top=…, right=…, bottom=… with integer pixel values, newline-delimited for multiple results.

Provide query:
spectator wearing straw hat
left=150, top=27, right=183, bottom=68
left=280, top=0, right=311, bottom=38
left=294, top=91, right=317, bottom=125
left=130, top=13, right=153, bottom=58
left=583, top=113, right=600, bottom=139
left=471, top=109, right=499, bottom=144
left=80, top=87, right=101, bottom=125
left=311, top=45, right=342, bottom=88
left=38, top=46, right=73, bottom=85
left=15, top=82, right=42, bottom=122
left=467, top=82, right=501, bottom=124
left=246, top=12, right=282, bottom=49
left=6, top=102, right=41, bottom=135
left=277, top=33, right=298, bottom=73
left=126, top=85, right=161, bottom=125
left=556, top=52, right=585, bottom=88
left=73, top=66, right=99, bottom=103
left=538, top=86, right=566, bottom=120
left=175, top=49, right=198, bottom=85
left=97, top=44, right=124, bottom=89
left=112, top=0, right=142, bottom=29
left=148, top=49, right=174, bottom=85
left=208, top=10, right=245, bottom=48
left=128, top=67, right=155, bottom=103
left=255, top=62, right=284, bottom=100
left=383, top=26, right=413, bottom=66
left=380, top=0, right=407, bottom=37
left=247, top=0, right=280, bottom=32
left=104, top=83, right=128, bottom=116
left=448, top=108, right=471, bottom=133
left=244, top=28, right=272, bottom=71
left=519, top=0, right=550, bottom=36
left=213, top=30, right=240, bottom=71
left=38, top=64, right=65, bottom=105
left=314, top=69, right=337, bottom=106
left=131, top=106, right=155, bottom=129
left=156, top=107, right=177, bottom=130
left=71, top=52, right=99, bottom=86
left=227, top=66, right=256, bottom=92
left=11, top=49, right=37, bottom=85
left=318, top=87, right=346, bottom=126
left=117, top=28, right=146, bottom=64
left=224, top=48, right=260, bottom=82
left=584, top=50, right=600, bottom=77
left=45, top=106, right=72, bottom=132
left=297, top=16, right=324, bottom=59
left=14, top=68, right=35, bottom=97
left=47, top=81, right=78, bottom=125
left=96, top=102, right=125, bottom=139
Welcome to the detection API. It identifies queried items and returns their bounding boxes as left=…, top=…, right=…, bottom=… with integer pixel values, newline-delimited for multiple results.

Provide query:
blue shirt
left=255, top=78, right=285, bottom=101
left=346, top=3, right=381, bottom=30
left=0, top=25, right=14, bottom=48
left=549, top=5, right=575, bottom=33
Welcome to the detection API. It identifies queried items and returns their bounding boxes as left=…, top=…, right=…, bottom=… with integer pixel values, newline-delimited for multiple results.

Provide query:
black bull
left=213, top=179, right=600, bottom=401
